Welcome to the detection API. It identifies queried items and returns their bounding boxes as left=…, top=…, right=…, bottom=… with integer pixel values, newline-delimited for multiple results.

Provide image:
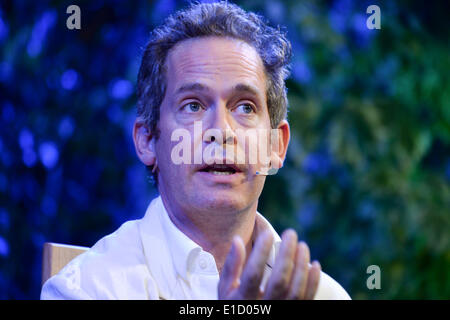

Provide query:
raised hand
left=218, top=229, right=321, bottom=300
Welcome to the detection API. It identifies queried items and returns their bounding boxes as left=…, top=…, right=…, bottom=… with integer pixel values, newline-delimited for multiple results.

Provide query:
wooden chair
left=42, top=242, right=89, bottom=286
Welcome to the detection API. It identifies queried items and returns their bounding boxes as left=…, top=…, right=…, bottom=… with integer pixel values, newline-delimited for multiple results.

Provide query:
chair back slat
left=42, top=242, right=89, bottom=286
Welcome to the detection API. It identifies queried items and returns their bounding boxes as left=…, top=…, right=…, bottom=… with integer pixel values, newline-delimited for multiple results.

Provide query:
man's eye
left=182, top=102, right=202, bottom=113
left=235, top=103, right=255, bottom=114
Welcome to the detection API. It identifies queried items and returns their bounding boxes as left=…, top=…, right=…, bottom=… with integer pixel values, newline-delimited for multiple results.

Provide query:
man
left=41, top=1, right=351, bottom=300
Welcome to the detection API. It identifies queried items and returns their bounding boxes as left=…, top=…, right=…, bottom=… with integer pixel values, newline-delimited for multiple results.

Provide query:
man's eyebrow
left=233, top=83, right=261, bottom=97
left=175, top=82, right=211, bottom=95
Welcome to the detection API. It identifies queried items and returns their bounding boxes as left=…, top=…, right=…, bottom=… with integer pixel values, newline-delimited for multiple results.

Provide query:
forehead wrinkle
left=174, top=58, right=263, bottom=80
left=174, top=81, right=264, bottom=102
left=172, top=62, right=266, bottom=98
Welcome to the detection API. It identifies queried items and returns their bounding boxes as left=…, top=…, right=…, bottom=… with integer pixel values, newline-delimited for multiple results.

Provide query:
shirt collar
left=157, top=196, right=202, bottom=281
left=253, top=211, right=282, bottom=268
left=156, top=195, right=281, bottom=281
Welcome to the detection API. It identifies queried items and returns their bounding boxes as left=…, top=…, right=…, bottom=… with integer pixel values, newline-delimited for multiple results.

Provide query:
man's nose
left=203, top=103, right=236, bottom=145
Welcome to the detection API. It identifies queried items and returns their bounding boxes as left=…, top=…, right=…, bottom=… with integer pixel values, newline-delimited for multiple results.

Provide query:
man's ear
left=270, top=120, right=290, bottom=170
left=133, top=118, right=157, bottom=167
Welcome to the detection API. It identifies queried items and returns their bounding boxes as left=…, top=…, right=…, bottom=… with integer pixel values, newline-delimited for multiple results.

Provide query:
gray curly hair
left=136, top=1, right=292, bottom=182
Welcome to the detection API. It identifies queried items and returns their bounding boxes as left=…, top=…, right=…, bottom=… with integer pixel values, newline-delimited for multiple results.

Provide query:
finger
left=304, top=261, right=321, bottom=300
left=287, top=241, right=310, bottom=299
left=219, top=236, right=246, bottom=298
left=238, top=230, right=274, bottom=299
left=263, top=229, right=297, bottom=299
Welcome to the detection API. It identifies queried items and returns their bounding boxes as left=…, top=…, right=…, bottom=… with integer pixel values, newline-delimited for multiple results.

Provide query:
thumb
left=219, top=235, right=246, bottom=298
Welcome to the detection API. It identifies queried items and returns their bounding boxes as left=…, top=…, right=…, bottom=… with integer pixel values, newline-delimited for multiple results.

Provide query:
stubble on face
left=155, top=36, right=272, bottom=223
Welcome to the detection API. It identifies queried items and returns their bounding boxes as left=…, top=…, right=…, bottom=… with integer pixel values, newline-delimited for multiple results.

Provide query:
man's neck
left=159, top=193, right=257, bottom=274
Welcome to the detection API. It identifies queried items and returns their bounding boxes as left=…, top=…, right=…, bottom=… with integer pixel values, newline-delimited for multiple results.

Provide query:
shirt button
left=199, top=258, right=207, bottom=270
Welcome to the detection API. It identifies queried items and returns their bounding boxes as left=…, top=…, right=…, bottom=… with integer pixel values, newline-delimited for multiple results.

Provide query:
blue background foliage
left=0, top=0, right=449, bottom=299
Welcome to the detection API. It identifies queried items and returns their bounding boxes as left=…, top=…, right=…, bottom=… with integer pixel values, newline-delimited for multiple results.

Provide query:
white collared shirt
left=41, top=196, right=351, bottom=300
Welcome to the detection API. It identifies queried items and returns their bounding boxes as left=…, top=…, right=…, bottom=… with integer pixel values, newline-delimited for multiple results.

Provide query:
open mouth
left=198, top=163, right=241, bottom=175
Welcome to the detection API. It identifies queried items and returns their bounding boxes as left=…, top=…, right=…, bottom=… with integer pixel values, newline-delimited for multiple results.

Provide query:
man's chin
left=189, top=190, right=250, bottom=214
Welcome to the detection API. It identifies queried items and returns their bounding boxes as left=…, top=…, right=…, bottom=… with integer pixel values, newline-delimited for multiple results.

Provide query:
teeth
left=209, top=170, right=233, bottom=175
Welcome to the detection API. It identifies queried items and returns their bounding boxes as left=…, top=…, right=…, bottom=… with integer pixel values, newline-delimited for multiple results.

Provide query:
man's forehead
left=165, top=36, right=267, bottom=92
left=168, top=36, right=259, bottom=59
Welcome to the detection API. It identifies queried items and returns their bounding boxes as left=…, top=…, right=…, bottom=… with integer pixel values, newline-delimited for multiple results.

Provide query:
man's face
left=154, top=37, right=279, bottom=215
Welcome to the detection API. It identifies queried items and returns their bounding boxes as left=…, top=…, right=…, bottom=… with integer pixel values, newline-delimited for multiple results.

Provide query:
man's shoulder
left=41, top=218, right=156, bottom=299
left=316, top=270, right=351, bottom=300
left=77, top=218, right=145, bottom=267
left=88, top=219, right=144, bottom=257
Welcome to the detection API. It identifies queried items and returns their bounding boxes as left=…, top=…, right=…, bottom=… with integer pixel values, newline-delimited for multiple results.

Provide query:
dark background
left=0, top=0, right=449, bottom=299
